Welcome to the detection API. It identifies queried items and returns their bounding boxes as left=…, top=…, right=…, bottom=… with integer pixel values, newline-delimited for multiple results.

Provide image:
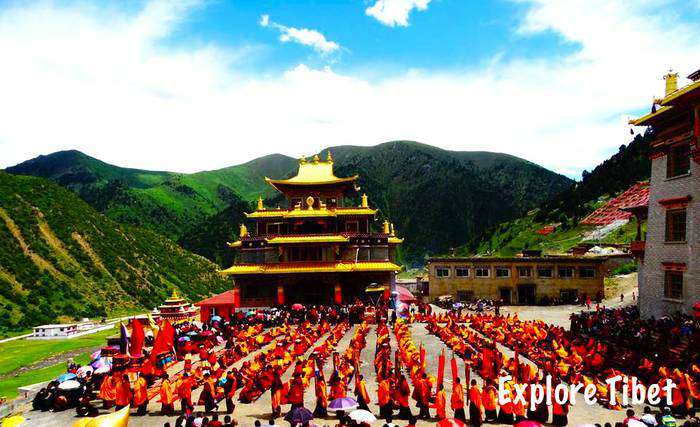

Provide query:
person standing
left=177, top=373, right=194, bottom=416
left=132, top=373, right=149, bottom=416
left=159, top=373, right=175, bottom=416
left=355, top=374, right=371, bottom=411
left=378, top=377, right=392, bottom=419
left=468, top=379, right=482, bottom=427
left=451, top=377, right=466, bottom=422
left=435, top=383, right=447, bottom=420
left=313, top=374, right=328, bottom=417
left=223, top=370, right=237, bottom=415
left=115, top=374, right=131, bottom=410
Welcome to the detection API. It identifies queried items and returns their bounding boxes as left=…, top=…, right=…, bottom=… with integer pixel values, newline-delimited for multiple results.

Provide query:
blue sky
left=0, top=0, right=699, bottom=177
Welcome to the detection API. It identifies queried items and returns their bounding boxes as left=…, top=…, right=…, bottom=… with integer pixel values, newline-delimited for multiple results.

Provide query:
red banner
left=437, top=350, right=445, bottom=388
left=130, top=319, right=145, bottom=357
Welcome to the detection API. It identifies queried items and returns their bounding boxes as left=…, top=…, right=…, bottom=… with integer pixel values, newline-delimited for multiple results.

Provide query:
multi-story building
left=629, top=68, right=700, bottom=318
left=220, top=152, right=402, bottom=307
left=427, top=256, right=605, bottom=305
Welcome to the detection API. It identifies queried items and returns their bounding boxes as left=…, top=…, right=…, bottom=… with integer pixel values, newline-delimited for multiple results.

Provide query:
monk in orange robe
left=178, top=373, right=194, bottom=415
left=313, top=374, right=328, bottom=418
left=355, top=374, right=370, bottom=411
left=482, top=380, right=498, bottom=422
left=468, top=379, right=482, bottom=427
left=378, top=377, right=392, bottom=419
left=288, top=374, right=305, bottom=409
left=132, top=373, right=149, bottom=415
left=270, top=369, right=283, bottom=418
left=98, top=373, right=117, bottom=409
left=159, top=373, right=175, bottom=415
left=435, top=383, right=447, bottom=420
left=115, top=374, right=132, bottom=410
left=451, top=377, right=466, bottom=422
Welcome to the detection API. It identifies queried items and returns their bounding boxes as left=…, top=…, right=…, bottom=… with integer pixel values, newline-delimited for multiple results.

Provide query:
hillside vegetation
left=0, top=172, right=228, bottom=333
left=7, top=141, right=572, bottom=266
left=466, top=132, right=652, bottom=256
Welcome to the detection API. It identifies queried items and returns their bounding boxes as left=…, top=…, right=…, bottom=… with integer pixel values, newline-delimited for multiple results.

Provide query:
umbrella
left=348, top=409, right=376, bottom=424
left=436, top=419, right=465, bottom=427
left=57, top=373, right=77, bottom=383
left=178, top=336, right=191, bottom=342
left=328, top=397, right=358, bottom=411
left=515, top=422, right=543, bottom=427
left=58, top=379, right=81, bottom=390
left=211, top=315, right=222, bottom=322
left=284, top=407, right=313, bottom=425
left=201, top=330, right=214, bottom=337
left=94, top=365, right=111, bottom=374
left=217, top=336, right=225, bottom=345
left=291, top=303, right=304, bottom=311
left=76, top=365, right=94, bottom=378
left=91, top=350, right=101, bottom=360
left=187, top=331, right=198, bottom=336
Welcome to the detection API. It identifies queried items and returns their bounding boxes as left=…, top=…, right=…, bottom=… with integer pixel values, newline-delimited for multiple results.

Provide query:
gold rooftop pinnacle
left=300, top=156, right=307, bottom=164
left=312, top=153, right=320, bottom=163
left=361, top=193, right=368, bottom=208
left=239, top=223, right=248, bottom=237
left=257, top=196, right=264, bottom=211
left=326, top=151, right=333, bottom=163
left=383, top=220, right=390, bottom=234
left=664, top=70, right=679, bottom=96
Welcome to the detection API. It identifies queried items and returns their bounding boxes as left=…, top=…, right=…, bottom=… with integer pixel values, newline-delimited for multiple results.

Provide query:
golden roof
left=245, top=206, right=376, bottom=219
left=266, top=235, right=349, bottom=244
left=266, top=152, right=358, bottom=188
left=630, top=71, right=700, bottom=125
left=219, top=261, right=402, bottom=275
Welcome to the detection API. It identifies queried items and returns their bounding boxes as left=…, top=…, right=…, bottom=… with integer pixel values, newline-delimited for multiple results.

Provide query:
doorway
left=499, top=288, right=512, bottom=305
left=517, top=284, right=536, bottom=305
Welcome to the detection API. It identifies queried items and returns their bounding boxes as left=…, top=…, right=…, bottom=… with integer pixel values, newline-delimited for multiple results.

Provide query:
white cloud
left=259, top=14, right=339, bottom=54
left=0, top=0, right=699, bottom=179
left=365, top=0, right=431, bottom=27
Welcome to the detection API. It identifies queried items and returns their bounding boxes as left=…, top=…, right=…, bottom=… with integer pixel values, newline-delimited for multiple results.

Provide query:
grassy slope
left=0, top=354, right=91, bottom=399
left=6, top=142, right=571, bottom=266
left=0, top=172, right=228, bottom=333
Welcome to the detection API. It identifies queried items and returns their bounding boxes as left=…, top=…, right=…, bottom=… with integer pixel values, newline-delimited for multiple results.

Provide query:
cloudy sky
left=1, top=0, right=699, bottom=178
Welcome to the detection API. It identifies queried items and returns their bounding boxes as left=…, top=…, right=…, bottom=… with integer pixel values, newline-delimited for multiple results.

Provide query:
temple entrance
left=517, top=284, right=536, bottom=305
left=499, top=288, right=512, bottom=305
left=284, top=281, right=334, bottom=305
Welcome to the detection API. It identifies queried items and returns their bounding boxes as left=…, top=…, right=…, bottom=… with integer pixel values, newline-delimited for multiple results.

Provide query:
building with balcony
left=629, top=68, right=700, bottom=318
left=220, top=152, right=402, bottom=307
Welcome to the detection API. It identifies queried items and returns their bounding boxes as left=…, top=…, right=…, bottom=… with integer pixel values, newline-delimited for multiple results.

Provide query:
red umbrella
left=291, top=303, right=304, bottom=311
left=514, top=421, right=542, bottom=427
left=436, top=419, right=465, bottom=427
left=395, top=285, right=417, bottom=303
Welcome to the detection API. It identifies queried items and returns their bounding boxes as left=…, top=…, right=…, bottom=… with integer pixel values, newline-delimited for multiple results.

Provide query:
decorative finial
left=383, top=220, right=390, bottom=234
left=390, top=223, right=395, bottom=236
left=171, top=289, right=179, bottom=299
left=306, top=196, right=315, bottom=209
left=361, top=193, right=368, bottom=208
left=239, top=223, right=248, bottom=237
left=664, top=70, right=679, bottom=96
left=312, top=153, right=320, bottom=163
left=300, top=156, right=307, bottom=164
left=257, top=196, right=264, bottom=211
left=327, top=151, right=333, bottom=163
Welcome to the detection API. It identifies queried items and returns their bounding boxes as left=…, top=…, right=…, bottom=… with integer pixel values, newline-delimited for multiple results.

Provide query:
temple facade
left=630, top=68, right=700, bottom=318
left=220, top=152, right=402, bottom=307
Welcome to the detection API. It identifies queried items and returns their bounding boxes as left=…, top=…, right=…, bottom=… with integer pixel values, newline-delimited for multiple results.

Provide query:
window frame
left=517, top=266, right=532, bottom=278
left=558, top=266, right=575, bottom=279
left=666, top=143, right=691, bottom=178
left=455, top=267, right=470, bottom=278
left=475, top=266, right=490, bottom=278
left=435, top=267, right=450, bottom=278
left=495, top=266, right=511, bottom=278
left=664, top=270, right=683, bottom=299
left=665, top=208, right=687, bottom=242
left=579, top=267, right=596, bottom=279
left=537, top=267, right=553, bottom=278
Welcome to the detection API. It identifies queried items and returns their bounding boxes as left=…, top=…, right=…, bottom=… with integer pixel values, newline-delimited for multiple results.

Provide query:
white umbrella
left=94, top=365, right=111, bottom=374
left=76, top=365, right=93, bottom=378
left=58, top=380, right=81, bottom=390
left=348, top=409, right=376, bottom=424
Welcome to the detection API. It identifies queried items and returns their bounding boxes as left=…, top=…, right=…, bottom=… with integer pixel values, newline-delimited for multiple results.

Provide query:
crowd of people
left=20, top=299, right=700, bottom=427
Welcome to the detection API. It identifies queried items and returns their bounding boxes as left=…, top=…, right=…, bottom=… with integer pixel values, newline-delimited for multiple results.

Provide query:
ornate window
left=667, top=143, right=690, bottom=178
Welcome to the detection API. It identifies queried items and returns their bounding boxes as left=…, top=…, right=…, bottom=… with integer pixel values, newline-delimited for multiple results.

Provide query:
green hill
left=466, top=132, right=652, bottom=256
left=0, top=172, right=228, bottom=333
left=6, top=141, right=572, bottom=266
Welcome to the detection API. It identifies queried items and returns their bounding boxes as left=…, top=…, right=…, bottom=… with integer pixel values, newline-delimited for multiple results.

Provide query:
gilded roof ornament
left=312, top=153, right=320, bottom=163
left=361, top=193, right=368, bottom=208
left=257, top=196, right=264, bottom=211
left=327, top=151, right=333, bottom=163
left=239, top=223, right=248, bottom=238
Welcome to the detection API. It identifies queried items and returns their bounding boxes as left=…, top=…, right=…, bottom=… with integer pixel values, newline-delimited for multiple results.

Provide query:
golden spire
left=327, top=150, right=333, bottom=163
left=171, top=289, right=179, bottom=300
left=383, top=220, right=390, bottom=234
left=312, top=153, right=320, bottom=163
left=239, top=223, right=248, bottom=237
left=257, top=196, right=264, bottom=211
left=390, top=223, right=395, bottom=236
left=664, top=70, right=679, bottom=96
left=361, top=193, right=368, bottom=208
left=300, top=156, right=307, bottom=164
